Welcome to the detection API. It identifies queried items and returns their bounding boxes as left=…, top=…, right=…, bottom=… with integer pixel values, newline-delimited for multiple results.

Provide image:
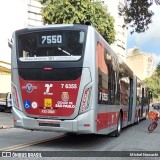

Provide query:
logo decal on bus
left=24, top=100, right=31, bottom=109
left=44, top=84, right=53, bottom=95
left=32, top=102, right=38, bottom=109
left=44, top=98, right=52, bottom=109
left=55, top=101, right=75, bottom=109
left=22, top=84, right=37, bottom=93
left=61, top=92, right=69, bottom=102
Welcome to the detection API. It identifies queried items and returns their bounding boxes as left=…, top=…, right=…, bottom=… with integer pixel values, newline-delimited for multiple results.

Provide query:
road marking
left=0, top=134, right=66, bottom=151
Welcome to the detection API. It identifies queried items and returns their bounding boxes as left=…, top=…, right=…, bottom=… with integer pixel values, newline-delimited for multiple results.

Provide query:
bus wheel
left=0, top=106, right=5, bottom=112
left=114, top=113, right=122, bottom=137
left=5, top=107, right=12, bottom=113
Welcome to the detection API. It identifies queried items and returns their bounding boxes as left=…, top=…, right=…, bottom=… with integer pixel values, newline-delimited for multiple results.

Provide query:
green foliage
left=144, top=64, right=160, bottom=101
left=39, top=0, right=115, bottom=44
left=156, top=62, right=160, bottom=76
left=120, top=0, right=160, bottom=34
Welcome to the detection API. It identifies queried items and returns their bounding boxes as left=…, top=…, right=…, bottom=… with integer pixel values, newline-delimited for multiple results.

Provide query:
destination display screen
left=38, top=32, right=64, bottom=47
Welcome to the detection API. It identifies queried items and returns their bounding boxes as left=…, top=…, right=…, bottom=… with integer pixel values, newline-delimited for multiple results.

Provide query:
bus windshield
left=18, top=30, right=86, bottom=62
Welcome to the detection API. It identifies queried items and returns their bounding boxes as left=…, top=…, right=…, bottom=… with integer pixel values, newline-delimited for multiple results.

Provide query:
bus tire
left=0, top=106, right=5, bottom=112
left=114, top=113, right=122, bottom=137
left=5, top=107, right=12, bottom=113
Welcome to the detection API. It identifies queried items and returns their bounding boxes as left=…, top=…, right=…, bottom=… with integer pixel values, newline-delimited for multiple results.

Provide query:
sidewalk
left=0, top=112, right=14, bottom=129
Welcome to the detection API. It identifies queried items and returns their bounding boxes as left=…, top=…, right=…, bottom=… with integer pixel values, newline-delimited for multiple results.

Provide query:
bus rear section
left=11, top=25, right=95, bottom=133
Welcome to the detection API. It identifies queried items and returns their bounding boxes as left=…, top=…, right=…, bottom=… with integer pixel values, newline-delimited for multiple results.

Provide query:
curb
left=0, top=126, right=14, bottom=129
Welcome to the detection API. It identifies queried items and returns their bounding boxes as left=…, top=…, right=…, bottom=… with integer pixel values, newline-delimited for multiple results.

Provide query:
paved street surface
left=0, top=112, right=13, bottom=129
left=0, top=110, right=160, bottom=160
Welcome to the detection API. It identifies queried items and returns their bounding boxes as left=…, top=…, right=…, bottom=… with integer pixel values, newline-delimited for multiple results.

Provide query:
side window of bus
left=136, top=82, right=141, bottom=106
left=144, top=88, right=149, bottom=106
left=119, top=67, right=130, bottom=106
left=142, top=87, right=148, bottom=106
left=97, top=43, right=109, bottom=104
left=104, top=49, right=118, bottom=105
left=97, top=42, right=119, bottom=105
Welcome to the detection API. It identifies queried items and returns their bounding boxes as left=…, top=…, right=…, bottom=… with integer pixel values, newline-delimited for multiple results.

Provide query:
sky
left=0, top=1, right=160, bottom=64
left=127, top=4, right=160, bottom=65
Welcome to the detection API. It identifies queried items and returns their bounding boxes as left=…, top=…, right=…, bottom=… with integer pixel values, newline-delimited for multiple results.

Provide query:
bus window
left=119, top=66, right=130, bottom=106
left=104, top=49, right=119, bottom=105
left=97, top=43, right=109, bottom=104
left=18, top=30, right=86, bottom=61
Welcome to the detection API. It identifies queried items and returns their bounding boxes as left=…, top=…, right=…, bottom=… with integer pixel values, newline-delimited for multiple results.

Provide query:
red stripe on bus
left=96, top=112, right=119, bottom=131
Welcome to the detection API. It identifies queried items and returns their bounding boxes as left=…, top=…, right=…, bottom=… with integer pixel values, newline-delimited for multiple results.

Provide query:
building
left=26, top=0, right=43, bottom=26
left=104, top=0, right=127, bottom=60
left=0, top=61, right=11, bottom=94
left=126, top=48, right=154, bottom=80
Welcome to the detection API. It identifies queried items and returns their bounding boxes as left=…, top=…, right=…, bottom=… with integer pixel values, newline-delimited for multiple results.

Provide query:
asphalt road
left=0, top=112, right=13, bottom=128
left=0, top=112, right=160, bottom=160
left=17, top=119, right=160, bottom=152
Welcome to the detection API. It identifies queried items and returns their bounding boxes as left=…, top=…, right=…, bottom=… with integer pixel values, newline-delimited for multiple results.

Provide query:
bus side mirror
left=8, top=39, right=12, bottom=48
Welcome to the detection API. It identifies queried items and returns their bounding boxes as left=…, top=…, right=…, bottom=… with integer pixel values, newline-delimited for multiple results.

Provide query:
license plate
left=39, top=123, right=60, bottom=127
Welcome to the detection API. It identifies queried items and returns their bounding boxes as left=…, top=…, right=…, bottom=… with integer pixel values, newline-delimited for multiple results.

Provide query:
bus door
left=128, top=78, right=133, bottom=122
left=141, top=88, right=145, bottom=117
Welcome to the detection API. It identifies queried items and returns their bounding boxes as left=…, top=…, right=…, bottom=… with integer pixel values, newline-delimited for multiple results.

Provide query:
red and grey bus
left=10, top=24, right=151, bottom=136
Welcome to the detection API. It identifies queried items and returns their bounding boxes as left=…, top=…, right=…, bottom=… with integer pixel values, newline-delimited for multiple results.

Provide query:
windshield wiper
left=58, top=47, right=71, bottom=56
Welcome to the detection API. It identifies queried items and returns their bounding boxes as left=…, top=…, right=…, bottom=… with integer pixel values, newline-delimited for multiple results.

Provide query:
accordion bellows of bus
left=10, top=24, right=152, bottom=136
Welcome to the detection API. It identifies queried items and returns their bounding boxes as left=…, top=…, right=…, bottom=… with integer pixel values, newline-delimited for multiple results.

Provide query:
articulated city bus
left=10, top=24, right=151, bottom=136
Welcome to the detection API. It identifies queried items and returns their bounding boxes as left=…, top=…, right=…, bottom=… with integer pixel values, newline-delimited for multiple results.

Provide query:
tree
left=144, top=63, right=160, bottom=101
left=156, top=62, right=160, bottom=76
left=39, top=0, right=115, bottom=44
left=121, top=0, right=160, bottom=34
